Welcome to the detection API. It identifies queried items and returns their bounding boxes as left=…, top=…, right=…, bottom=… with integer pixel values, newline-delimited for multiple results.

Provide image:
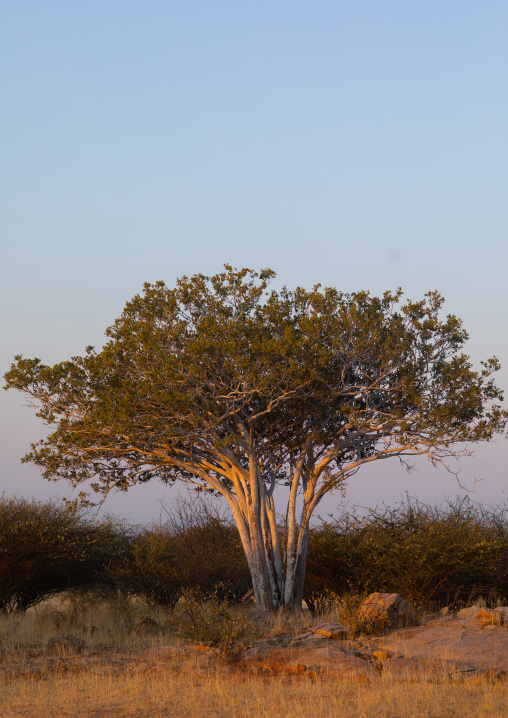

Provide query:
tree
left=4, top=266, right=506, bottom=612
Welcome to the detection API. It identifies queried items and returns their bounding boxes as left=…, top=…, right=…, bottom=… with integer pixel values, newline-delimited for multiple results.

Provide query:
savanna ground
left=1, top=595, right=507, bottom=718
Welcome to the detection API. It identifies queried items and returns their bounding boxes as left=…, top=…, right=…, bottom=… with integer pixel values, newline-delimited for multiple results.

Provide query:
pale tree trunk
left=197, top=437, right=317, bottom=612
left=292, top=524, right=309, bottom=611
left=226, top=485, right=313, bottom=613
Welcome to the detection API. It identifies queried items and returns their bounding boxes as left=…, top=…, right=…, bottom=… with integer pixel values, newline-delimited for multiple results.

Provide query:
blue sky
left=1, top=1, right=507, bottom=523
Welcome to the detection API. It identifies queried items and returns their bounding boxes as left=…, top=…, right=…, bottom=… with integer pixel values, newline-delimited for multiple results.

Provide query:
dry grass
left=2, top=660, right=508, bottom=718
left=1, top=595, right=507, bottom=718
left=0, top=593, right=312, bottom=654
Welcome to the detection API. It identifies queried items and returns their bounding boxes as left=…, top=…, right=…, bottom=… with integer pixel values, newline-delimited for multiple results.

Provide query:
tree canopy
left=4, top=266, right=506, bottom=611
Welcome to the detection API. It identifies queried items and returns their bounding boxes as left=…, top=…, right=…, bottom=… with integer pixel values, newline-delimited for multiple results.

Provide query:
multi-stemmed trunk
left=218, top=458, right=315, bottom=613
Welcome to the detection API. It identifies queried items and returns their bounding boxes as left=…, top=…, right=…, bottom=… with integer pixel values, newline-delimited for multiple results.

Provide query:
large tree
left=4, top=266, right=506, bottom=611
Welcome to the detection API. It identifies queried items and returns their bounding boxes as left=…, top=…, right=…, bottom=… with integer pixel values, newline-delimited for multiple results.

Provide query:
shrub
left=163, top=495, right=252, bottom=603
left=172, top=588, right=256, bottom=663
left=305, top=495, right=508, bottom=614
left=112, top=529, right=182, bottom=610
left=0, top=495, right=129, bottom=612
left=110, top=494, right=252, bottom=609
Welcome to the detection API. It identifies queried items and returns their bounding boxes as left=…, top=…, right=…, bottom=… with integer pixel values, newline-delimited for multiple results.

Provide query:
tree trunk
left=292, top=524, right=309, bottom=611
left=225, top=472, right=310, bottom=613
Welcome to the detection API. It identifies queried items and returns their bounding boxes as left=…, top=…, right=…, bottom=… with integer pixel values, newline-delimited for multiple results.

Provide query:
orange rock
left=308, top=623, right=352, bottom=639
left=370, top=618, right=508, bottom=672
left=372, top=650, right=392, bottom=661
left=240, top=646, right=376, bottom=678
left=358, top=593, right=417, bottom=628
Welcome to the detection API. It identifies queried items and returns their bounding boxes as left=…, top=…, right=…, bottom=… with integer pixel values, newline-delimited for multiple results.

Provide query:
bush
left=110, top=494, right=252, bottom=609
left=172, top=588, right=256, bottom=663
left=0, top=495, right=129, bottom=612
left=163, top=495, right=252, bottom=602
left=112, top=529, right=183, bottom=610
left=305, top=496, right=508, bottom=614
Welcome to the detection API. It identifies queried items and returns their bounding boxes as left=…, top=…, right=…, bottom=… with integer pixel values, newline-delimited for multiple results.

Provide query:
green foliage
left=305, top=496, right=508, bottom=614
left=4, top=266, right=506, bottom=611
left=4, top=266, right=505, bottom=506
left=0, top=496, right=129, bottom=612
left=112, top=530, right=182, bottom=611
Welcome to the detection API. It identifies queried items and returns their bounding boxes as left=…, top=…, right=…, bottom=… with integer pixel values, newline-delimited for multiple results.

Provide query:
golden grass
left=1, top=660, right=508, bottom=718
left=1, top=595, right=507, bottom=717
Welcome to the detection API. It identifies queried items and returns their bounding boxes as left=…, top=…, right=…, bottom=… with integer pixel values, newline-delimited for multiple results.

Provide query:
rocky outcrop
left=456, top=605, right=482, bottom=619
left=4, top=606, right=506, bottom=683
left=239, top=644, right=376, bottom=677
left=358, top=592, right=417, bottom=628
left=368, top=613, right=508, bottom=672
left=307, top=623, right=351, bottom=639
left=235, top=608, right=508, bottom=679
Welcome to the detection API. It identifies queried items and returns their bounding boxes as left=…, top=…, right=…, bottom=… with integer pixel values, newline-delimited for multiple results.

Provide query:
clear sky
left=1, top=1, right=507, bottom=524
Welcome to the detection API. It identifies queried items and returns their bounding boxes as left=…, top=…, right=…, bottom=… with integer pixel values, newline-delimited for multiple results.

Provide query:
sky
left=1, top=1, right=507, bottom=525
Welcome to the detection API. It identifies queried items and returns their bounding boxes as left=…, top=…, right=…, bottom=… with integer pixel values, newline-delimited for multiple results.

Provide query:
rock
left=475, top=607, right=508, bottom=626
left=254, top=637, right=287, bottom=647
left=47, top=634, right=86, bottom=655
left=308, top=623, right=352, bottom=639
left=292, top=634, right=329, bottom=646
left=372, top=650, right=392, bottom=662
left=368, top=616, right=508, bottom=672
left=340, top=640, right=384, bottom=662
left=493, top=607, right=508, bottom=624
left=456, top=605, right=482, bottom=619
left=482, top=624, right=508, bottom=633
left=358, top=593, right=417, bottom=628
left=449, top=665, right=485, bottom=682
left=427, top=606, right=451, bottom=621
left=239, top=645, right=376, bottom=677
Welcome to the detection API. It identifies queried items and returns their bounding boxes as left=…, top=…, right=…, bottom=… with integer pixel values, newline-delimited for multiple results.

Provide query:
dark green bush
left=305, top=496, right=508, bottom=614
left=112, top=528, right=183, bottom=610
left=166, top=496, right=251, bottom=602
left=0, top=495, right=129, bottom=612
left=111, top=495, right=251, bottom=608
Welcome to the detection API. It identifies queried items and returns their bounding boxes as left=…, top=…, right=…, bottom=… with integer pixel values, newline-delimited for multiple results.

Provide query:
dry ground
left=1, top=596, right=507, bottom=717
left=2, top=658, right=508, bottom=718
